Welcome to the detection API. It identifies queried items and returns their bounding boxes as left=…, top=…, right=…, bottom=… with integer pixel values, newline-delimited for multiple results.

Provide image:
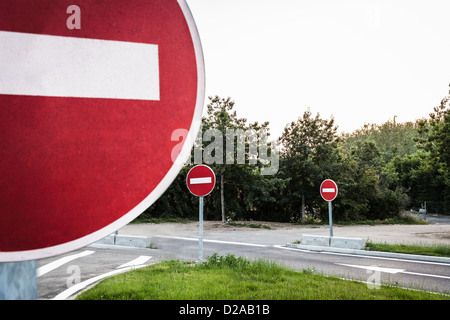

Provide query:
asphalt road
left=37, top=226, right=450, bottom=299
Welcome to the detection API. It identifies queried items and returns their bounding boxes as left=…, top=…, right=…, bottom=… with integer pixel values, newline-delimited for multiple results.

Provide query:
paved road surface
left=37, top=217, right=450, bottom=299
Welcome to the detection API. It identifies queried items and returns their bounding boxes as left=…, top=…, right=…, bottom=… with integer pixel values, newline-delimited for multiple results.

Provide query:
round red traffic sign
left=320, top=179, right=338, bottom=202
left=0, top=0, right=204, bottom=261
left=186, top=165, right=216, bottom=197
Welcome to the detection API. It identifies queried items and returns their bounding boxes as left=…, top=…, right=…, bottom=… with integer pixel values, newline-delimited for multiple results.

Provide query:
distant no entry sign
left=320, top=179, right=338, bottom=202
left=186, top=164, right=215, bottom=262
left=320, top=179, right=338, bottom=237
left=0, top=0, right=205, bottom=261
left=186, top=165, right=216, bottom=197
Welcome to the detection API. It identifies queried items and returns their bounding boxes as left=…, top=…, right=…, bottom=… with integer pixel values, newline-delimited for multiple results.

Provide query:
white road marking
left=272, top=244, right=319, bottom=253
left=336, top=263, right=450, bottom=280
left=53, top=264, right=148, bottom=300
left=0, top=31, right=159, bottom=100
left=336, top=263, right=405, bottom=274
left=321, top=250, right=450, bottom=266
left=155, top=235, right=269, bottom=247
left=190, top=177, right=212, bottom=184
left=37, top=250, right=95, bottom=277
left=117, top=256, right=152, bottom=269
left=401, top=270, right=450, bottom=280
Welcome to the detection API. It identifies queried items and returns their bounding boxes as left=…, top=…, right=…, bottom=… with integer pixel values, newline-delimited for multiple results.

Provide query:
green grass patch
left=130, top=217, right=193, bottom=224
left=334, top=214, right=428, bottom=226
left=365, top=241, right=450, bottom=257
left=76, top=254, right=448, bottom=300
left=226, top=222, right=273, bottom=229
left=292, top=212, right=428, bottom=226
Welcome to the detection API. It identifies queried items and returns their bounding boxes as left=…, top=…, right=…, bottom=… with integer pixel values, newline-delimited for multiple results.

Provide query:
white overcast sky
left=186, top=0, right=450, bottom=139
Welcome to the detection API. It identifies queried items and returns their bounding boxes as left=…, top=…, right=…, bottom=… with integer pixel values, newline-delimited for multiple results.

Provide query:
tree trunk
left=221, top=172, right=225, bottom=223
left=301, top=193, right=305, bottom=223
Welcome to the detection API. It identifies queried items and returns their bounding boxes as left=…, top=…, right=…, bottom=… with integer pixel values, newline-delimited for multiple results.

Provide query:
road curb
left=301, top=234, right=366, bottom=250
left=94, top=234, right=150, bottom=248
left=286, top=243, right=450, bottom=264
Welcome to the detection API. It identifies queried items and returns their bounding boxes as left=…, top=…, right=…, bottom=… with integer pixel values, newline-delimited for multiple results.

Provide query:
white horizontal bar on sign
left=190, top=177, right=212, bottom=185
left=0, top=31, right=159, bottom=100
left=322, top=188, right=335, bottom=193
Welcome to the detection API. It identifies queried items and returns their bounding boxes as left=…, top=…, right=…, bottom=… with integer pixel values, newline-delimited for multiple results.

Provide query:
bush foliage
left=140, top=87, right=449, bottom=222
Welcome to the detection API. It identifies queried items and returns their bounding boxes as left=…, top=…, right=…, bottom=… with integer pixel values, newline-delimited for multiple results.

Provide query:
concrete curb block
left=94, top=234, right=115, bottom=245
left=301, top=234, right=330, bottom=247
left=301, top=234, right=365, bottom=250
left=286, top=243, right=450, bottom=264
left=115, top=235, right=150, bottom=248
left=330, top=237, right=365, bottom=250
left=94, top=234, right=150, bottom=248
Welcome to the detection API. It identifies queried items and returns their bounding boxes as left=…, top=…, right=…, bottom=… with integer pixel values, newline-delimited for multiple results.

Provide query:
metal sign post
left=0, top=260, right=37, bottom=300
left=186, top=165, right=216, bottom=263
left=198, top=196, right=204, bottom=262
left=328, top=201, right=333, bottom=237
left=320, top=179, right=338, bottom=238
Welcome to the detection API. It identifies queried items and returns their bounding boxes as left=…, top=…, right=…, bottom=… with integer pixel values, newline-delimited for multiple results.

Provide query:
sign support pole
left=198, top=196, right=204, bottom=262
left=186, top=165, right=215, bottom=263
left=0, top=260, right=37, bottom=300
left=328, top=201, right=333, bottom=237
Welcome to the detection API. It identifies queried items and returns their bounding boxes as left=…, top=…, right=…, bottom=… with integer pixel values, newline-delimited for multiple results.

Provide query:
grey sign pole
left=328, top=201, right=333, bottom=237
left=198, top=196, right=204, bottom=262
left=0, top=260, right=37, bottom=300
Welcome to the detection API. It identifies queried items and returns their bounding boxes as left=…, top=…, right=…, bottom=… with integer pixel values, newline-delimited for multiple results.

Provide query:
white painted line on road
left=117, top=256, right=152, bottom=269
left=190, top=177, right=212, bottom=184
left=321, top=250, right=450, bottom=267
left=337, top=263, right=450, bottom=280
left=0, top=31, right=159, bottom=100
left=272, top=244, right=318, bottom=253
left=336, top=263, right=405, bottom=274
left=53, top=264, right=148, bottom=300
left=402, top=270, right=450, bottom=280
left=37, top=250, right=95, bottom=277
left=155, top=235, right=269, bottom=247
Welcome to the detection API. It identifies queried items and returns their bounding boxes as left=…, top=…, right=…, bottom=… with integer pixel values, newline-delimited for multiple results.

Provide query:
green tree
left=416, top=85, right=450, bottom=169
left=341, top=118, right=419, bottom=164
left=280, top=109, right=338, bottom=222
left=200, top=95, right=282, bottom=222
left=411, top=85, right=449, bottom=212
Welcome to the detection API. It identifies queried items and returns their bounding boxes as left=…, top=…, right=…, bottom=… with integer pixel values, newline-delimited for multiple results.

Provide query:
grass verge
left=76, top=254, right=448, bottom=300
left=365, top=241, right=450, bottom=257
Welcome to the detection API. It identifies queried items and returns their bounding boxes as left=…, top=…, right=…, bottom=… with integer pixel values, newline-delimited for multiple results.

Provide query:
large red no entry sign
left=0, top=0, right=204, bottom=261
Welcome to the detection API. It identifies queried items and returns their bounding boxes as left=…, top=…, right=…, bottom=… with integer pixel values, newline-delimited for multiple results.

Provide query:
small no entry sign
left=320, top=179, right=338, bottom=202
left=186, top=165, right=216, bottom=197
left=320, top=179, right=338, bottom=237
left=186, top=164, right=215, bottom=262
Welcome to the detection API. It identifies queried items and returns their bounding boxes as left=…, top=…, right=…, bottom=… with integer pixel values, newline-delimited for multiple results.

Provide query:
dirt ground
left=120, top=216, right=450, bottom=246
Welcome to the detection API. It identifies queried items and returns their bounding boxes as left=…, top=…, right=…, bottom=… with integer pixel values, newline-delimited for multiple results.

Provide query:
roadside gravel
left=119, top=216, right=450, bottom=246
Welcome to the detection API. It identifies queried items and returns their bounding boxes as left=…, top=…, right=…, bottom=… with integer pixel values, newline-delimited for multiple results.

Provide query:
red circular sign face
left=320, top=179, right=338, bottom=202
left=186, top=165, right=216, bottom=197
left=0, top=0, right=204, bottom=261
